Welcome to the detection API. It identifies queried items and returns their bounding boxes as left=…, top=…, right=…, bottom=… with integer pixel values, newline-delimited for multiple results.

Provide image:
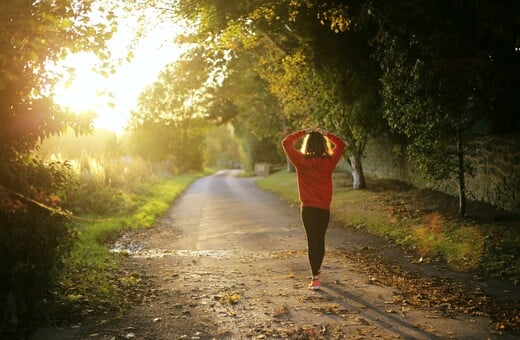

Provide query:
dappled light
left=1, top=0, right=519, bottom=338
left=52, top=52, right=109, bottom=115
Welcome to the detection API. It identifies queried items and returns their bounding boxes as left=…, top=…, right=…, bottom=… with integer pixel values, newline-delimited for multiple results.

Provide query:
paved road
left=137, top=169, right=512, bottom=339
left=151, top=169, right=304, bottom=252
left=33, top=170, right=517, bottom=339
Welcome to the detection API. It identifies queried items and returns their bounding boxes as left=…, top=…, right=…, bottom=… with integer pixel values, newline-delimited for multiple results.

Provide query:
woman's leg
left=301, top=206, right=330, bottom=277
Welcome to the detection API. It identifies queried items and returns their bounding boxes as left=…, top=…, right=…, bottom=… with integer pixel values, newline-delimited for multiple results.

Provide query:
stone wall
left=361, top=134, right=520, bottom=213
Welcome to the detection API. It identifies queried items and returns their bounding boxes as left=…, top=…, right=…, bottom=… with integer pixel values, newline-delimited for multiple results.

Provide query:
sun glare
left=53, top=53, right=108, bottom=112
left=52, top=12, right=188, bottom=134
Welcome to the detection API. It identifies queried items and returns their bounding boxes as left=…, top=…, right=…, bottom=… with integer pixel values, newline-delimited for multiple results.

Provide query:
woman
left=281, top=128, right=346, bottom=290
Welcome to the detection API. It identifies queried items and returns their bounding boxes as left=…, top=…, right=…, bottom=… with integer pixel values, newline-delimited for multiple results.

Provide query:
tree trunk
left=286, top=158, right=295, bottom=172
left=182, top=122, right=188, bottom=171
left=240, top=138, right=253, bottom=172
left=349, top=153, right=366, bottom=190
left=456, top=133, right=466, bottom=217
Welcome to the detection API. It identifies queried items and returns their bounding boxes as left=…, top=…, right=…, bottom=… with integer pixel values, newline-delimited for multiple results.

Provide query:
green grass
left=58, top=174, right=199, bottom=309
left=257, top=170, right=520, bottom=280
left=238, top=170, right=258, bottom=178
left=256, top=170, right=298, bottom=202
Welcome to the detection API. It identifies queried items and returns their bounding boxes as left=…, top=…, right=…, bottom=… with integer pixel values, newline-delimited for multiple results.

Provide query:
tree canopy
left=0, top=0, right=116, bottom=157
left=373, top=0, right=520, bottom=215
left=171, top=0, right=391, bottom=187
left=128, top=47, right=221, bottom=171
left=168, top=0, right=519, bottom=212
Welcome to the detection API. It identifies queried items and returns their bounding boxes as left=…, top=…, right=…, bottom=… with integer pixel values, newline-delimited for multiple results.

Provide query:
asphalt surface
left=33, top=169, right=518, bottom=339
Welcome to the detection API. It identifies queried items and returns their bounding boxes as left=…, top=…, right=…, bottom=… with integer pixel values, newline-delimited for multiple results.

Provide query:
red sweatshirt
left=282, top=130, right=346, bottom=209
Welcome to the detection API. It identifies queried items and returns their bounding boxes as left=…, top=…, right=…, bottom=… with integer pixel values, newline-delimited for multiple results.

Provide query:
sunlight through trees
left=1, top=1, right=519, bottom=336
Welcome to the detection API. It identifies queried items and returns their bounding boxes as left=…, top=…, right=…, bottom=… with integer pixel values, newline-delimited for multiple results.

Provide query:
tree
left=374, top=0, right=520, bottom=216
left=174, top=0, right=519, bottom=199
left=0, top=0, right=117, bottom=222
left=0, top=2, right=116, bottom=335
left=212, top=54, right=287, bottom=171
left=129, top=48, right=217, bottom=171
left=174, top=0, right=386, bottom=189
left=204, top=124, right=242, bottom=169
left=0, top=0, right=116, bottom=157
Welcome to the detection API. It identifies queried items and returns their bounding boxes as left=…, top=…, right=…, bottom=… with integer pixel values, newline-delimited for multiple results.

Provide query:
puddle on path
left=111, top=233, right=308, bottom=259
left=111, top=246, right=271, bottom=259
left=111, top=244, right=307, bottom=260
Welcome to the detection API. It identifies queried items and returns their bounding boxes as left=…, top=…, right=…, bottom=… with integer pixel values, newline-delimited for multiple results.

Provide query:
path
left=35, top=170, right=517, bottom=339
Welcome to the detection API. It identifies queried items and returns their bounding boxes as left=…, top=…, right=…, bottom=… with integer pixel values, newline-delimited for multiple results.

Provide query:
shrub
left=0, top=208, right=76, bottom=338
left=61, top=177, right=131, bottom=216
left=0, top=155, right=76, bottom=338
left=59, top=155, right=140, bottom=216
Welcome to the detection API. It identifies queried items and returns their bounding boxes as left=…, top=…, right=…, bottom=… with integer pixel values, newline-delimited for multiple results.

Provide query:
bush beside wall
left=362, top=134, right=520, bottom=213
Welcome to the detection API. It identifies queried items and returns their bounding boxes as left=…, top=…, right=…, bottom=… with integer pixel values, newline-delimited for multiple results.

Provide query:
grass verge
left=257, top=170, right=519, bottom=282
left=56, top=174, right=199, bottom=314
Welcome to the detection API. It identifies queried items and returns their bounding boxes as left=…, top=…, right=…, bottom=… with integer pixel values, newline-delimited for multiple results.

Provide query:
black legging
left=301, top=206, right=330, bottom=277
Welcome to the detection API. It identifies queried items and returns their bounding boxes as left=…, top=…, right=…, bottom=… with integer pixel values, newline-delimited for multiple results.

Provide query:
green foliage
left=173, top=0, right=520, bottom=194
left=129, top=49, right=219, bottom=172
left=377, top=5, right=477, bottom=173
left=62, top=178, right=130, bottom=216
left=230, top=121, right=285, bottom=171
left=128, top=122, right=178, bottom=163
left=0, top=3, right=116, bottom=334
left=0, top=129, right=170, bottom=337
left=0, top=208, right=76, bottom=338
left=0, top=0, right=116, bottom=157
left=372, top=0, right=520, bottom=215
left=1, top=153, right=69, bottom=201
left=173, top=0, right=386, bottom=189
left=57, top=175, right=198, bottom=314
left=132, top=46, right=216, bottom=125
left=208, top=55, right=287, bottom=168
left=37, top=132, right=155, bottom=215
left=222, top=56, right=284, bottom=134
left=205, top=124, right=242, bottom=169
left=375, top=0, right=520, bottom=158
left=127, top=120, right=207, bottom=172
left=0, top=153, right=77, bottom=337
